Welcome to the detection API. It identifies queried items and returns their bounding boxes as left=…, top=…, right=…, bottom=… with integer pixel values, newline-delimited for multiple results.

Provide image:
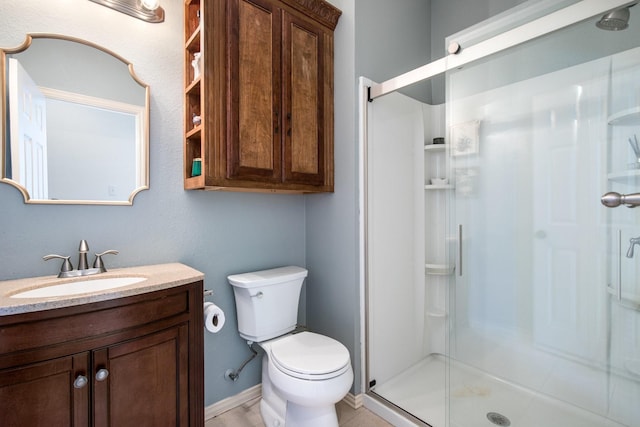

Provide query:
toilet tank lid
left=227, top=266, right=308, bottom=288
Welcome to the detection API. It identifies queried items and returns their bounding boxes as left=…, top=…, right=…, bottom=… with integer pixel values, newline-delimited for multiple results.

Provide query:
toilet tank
left=228, top=266, right=308, bottom=342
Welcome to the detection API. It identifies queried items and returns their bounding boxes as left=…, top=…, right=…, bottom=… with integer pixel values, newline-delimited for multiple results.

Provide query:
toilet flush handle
left=251, top=291, right=264, bottom=299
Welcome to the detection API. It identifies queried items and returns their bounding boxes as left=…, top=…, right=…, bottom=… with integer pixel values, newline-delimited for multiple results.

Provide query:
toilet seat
left=268, top=332, right=351, bottom=380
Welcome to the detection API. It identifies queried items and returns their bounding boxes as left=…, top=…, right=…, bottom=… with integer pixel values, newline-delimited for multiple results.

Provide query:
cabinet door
left=93, top=325, right=189, bottom=427
left=0, top=353, right=90, bottom=427
left=282, top=11, right=325, bottom=186
left=227, top=0, right=282, bottom=183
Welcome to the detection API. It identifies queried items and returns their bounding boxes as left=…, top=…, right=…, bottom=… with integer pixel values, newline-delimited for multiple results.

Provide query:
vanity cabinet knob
left=73, top=374, right=88, bottom=389
left=95, top=368, right=110, bottom=382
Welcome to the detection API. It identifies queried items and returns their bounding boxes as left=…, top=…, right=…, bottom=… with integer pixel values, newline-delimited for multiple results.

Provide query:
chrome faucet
left=77, top=239, right=90, bottom=270
left=44, top=240, right=119, bottom=278
left=626, top=236, right=640, bottom=258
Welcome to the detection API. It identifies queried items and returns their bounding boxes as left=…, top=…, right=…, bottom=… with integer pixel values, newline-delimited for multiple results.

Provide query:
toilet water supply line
left=202, top=289, right=258, bottom=381
left=225, top=341, right=258, bottom=381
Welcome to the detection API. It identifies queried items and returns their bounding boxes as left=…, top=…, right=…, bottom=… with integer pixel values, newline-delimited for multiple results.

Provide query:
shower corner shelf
left=425, top=144, right=446, bottom=152
left=425, top=309, right=447, bottom=318
left=425, top=184, right=454, bottom=190
left=425, top=263, right=455, bottom=276
left=608, top=107, right=640, bottom=126
left=607, top=285, right=640, bottom=311
left=607, top=170, right=640, bottom=184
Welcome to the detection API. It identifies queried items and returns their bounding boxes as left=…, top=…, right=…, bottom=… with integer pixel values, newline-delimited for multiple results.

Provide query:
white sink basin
left=10, top=277, right=146, bottom=298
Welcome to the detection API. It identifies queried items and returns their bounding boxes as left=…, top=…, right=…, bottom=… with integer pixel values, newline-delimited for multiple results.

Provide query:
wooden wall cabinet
left=0, top=282, right=204, bottom=427
left=184, top=0, right=341, bottom=193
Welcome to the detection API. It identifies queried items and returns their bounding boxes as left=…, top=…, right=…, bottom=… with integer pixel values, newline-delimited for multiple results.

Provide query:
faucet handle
left=43, top=254, right=74, bottom=277
left=93, top=250, right=119, bottom=273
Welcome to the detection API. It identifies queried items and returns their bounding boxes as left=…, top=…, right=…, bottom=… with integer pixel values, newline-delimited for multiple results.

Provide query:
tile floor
left=205, top=398, right=393, bottom=427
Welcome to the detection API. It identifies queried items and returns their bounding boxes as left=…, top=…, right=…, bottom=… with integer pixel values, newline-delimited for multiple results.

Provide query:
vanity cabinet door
left=0, top=353, right=90, bottom=427
left=93, top=325, right=190, bottom=427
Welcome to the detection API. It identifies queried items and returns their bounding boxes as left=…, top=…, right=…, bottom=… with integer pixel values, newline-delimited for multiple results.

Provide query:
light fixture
left=89, top=0, right=165, bottom=23
left=140, top=0, right=160, bottom=10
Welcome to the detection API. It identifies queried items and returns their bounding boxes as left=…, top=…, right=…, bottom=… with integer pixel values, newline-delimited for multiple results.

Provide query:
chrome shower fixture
left=89, top=0, right=165, bottom=23
left=596, top=3, right=637, bottom=31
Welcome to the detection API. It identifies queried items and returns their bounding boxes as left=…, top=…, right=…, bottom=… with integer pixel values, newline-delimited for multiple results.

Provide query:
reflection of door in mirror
left=8, top=58, right=48, bottom=199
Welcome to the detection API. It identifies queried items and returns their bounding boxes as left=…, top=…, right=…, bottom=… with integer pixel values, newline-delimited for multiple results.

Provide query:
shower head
left=596, top=3, right=636, bottom=31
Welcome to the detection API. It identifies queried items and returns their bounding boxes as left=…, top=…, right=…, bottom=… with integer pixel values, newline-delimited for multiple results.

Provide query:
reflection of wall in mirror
left=46, top=97, right=137, bottom=200
left=12, top=38, right=144, bottom=105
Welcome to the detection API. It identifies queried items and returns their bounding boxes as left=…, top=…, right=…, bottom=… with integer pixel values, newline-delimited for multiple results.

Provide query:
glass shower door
left=447, top=7, right=640, bottom=427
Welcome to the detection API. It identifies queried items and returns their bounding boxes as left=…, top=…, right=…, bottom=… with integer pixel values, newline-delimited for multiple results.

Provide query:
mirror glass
left=1, top=34, right=149, bottom=205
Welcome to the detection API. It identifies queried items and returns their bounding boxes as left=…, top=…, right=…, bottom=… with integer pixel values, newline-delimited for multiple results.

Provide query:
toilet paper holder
left=203, top=289, right=213, bottom=297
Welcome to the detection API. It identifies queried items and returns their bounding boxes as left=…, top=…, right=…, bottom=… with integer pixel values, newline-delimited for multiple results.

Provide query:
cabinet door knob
left=95, top=368, right=110, bottom=382
left=73, top=374, right=88, bottom=389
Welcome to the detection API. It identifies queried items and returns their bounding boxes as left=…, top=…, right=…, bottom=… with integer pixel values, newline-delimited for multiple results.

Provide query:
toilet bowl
left=228, top=266, right=354, bottom=427
left=259, top=332, right=353, bottom=427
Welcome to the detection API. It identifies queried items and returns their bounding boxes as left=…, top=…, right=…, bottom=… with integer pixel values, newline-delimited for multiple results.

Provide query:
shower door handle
left=458, top=224, right=463, bottom=277
left=601, top=192, right=640, bottom=208
left=607, top=230, right=623, bottom=301
left=617, top=229, right=622, bottom=301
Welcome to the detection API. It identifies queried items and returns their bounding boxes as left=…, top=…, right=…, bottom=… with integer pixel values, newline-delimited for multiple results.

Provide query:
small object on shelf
left=191, top=158, right=202, bottom=177
left=192, top=114, right=201, bottom=126
left=430, top=178, right=448, bottom=185
left=433, top=137, right=445, bottom=144
left=192, top=52, right=202, bottom=81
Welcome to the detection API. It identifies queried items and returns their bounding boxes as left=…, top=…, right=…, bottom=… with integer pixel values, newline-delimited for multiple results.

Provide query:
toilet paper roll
left=203, top=302, right=225, bottom=333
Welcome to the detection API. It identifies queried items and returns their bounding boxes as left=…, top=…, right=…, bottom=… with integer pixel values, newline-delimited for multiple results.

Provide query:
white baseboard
left=205, top=386, right=364, bottom=421
left=341, top=392, right=364, bottom=409
left=204, top=384, right=262, bottom=420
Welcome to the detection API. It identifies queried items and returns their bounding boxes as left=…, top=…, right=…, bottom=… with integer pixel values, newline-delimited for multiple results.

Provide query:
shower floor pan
left=371, top=355, right=627, bottom=427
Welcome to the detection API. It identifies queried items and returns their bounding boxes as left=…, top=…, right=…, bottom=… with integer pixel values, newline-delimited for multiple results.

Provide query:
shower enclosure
left=361, top=1, right=640, bottom=426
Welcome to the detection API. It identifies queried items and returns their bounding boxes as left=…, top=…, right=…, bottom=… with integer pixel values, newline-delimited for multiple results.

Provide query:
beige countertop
left=0, top=263, right=204, bottom=316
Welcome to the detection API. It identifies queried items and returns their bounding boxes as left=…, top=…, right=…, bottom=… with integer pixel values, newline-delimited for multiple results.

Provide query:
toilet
left=228, top=266, right=353, bottom=427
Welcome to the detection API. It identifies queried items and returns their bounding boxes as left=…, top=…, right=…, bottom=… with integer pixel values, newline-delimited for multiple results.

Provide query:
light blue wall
left=304, top=0, right=360, bottom=392
left=355, top=0, right=432, bottom=103
left=0, top=0, right=306, bottom=406
left=430, top=0, right=527, bottom=103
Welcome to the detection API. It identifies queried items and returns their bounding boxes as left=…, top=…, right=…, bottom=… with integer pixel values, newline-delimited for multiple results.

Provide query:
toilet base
left=285, top=401, right=339, bottom=427
left=260, top=398, right=339, bottom=427
left=261, top=397, right=285, bottom=427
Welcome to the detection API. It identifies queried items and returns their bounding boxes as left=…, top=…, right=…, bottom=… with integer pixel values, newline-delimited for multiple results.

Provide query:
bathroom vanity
left=0, top=263, right=204, bottom=427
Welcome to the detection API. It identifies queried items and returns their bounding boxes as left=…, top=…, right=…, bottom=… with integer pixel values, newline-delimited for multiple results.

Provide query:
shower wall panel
left=367, top=91, right=426, bottom=386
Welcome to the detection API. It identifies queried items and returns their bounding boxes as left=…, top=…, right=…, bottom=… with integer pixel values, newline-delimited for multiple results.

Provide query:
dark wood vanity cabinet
left=183, top=0, right=341, bottom=193
left=0, top=282, right=204, bottom=427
